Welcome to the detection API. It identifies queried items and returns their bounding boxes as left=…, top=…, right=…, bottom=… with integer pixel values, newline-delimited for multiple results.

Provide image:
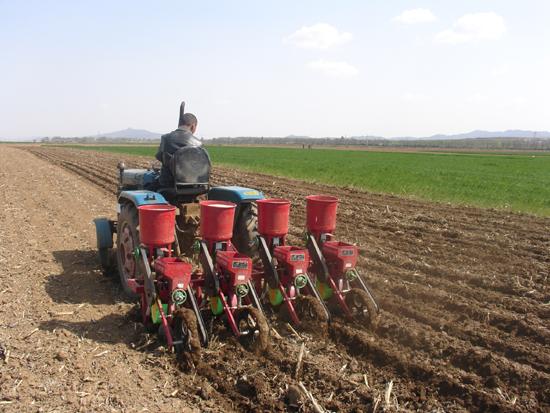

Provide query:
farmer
left=155, top=105, right=203, bottom=187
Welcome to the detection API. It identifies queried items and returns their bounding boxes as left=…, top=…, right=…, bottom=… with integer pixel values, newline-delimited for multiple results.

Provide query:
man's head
left=177, top=102, right=198, bottom=134
left=179, top=113, right=198, bottom=134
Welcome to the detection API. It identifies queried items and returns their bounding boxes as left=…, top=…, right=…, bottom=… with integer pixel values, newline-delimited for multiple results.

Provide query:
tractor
left=93, top=125, right=269, bottom=358
left=92, top=103, right=378, bottom=360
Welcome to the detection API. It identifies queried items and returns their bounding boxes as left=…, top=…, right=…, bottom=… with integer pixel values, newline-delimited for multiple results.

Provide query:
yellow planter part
left=210, top=296, right=224, bottom=315
left=316, top=280, right=333, bottom=300
left=151, top=301, right=169, bottom=324
left=268, top=288, right=284, bottom=306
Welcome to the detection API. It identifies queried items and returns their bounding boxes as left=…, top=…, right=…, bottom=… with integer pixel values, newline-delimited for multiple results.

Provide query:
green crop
left=53, top=144, right=550, bottom=216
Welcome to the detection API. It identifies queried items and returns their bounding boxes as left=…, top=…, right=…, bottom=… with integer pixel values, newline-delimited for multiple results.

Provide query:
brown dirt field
left=1, top=145, right=549, bottom=412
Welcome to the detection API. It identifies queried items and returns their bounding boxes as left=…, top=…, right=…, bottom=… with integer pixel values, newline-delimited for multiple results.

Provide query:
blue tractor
left=94, top=145, right=264, bottom=299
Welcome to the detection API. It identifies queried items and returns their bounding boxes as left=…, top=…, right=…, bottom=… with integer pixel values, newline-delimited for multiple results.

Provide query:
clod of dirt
left=196, top=385, right=211, bottom=400
left=485, top=375, right=503, bottom=389
left=418, top=385, right=427, bottom=401
left=236, top=375, right=257, bottom=398
left=55, top=350, right=69, bottom=361
left=481, top=361, right=499, bottom=378
left=285, top=385, right=303, bottom=409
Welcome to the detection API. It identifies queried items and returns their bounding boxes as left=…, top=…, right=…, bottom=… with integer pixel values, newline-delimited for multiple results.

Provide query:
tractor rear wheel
left=345, top=288, right=379, bottom=329
left=116, top=203, right=142, bottom=299
left=232, top=202, right=258, bottom=257
left=234, top=306, right=269, bottom=353
left=173, top=308, right=201, bottom=368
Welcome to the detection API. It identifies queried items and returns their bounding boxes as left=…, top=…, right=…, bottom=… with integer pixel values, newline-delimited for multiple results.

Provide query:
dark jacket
left=156, top=127, right=202, bottom=186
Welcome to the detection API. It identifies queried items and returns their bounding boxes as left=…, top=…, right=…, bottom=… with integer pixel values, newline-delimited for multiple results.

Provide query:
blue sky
left=1, top=0, right=549, bottom=139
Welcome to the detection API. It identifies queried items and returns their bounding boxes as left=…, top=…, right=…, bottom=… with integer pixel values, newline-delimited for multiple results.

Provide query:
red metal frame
left=255, top=200, right=329, bottom=327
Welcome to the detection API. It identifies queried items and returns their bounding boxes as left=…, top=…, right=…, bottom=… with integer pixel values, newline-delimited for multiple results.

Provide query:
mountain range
left=2, top=128, right=550, bottom=142
left=91, top=128, right=550, bottom=140
left=395, top=129, right=550, bottom=141
left=90, top=128, right=161, bottom=140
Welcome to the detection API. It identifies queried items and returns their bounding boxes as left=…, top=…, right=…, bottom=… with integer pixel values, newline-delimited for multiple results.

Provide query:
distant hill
left=79, top=129, right=550, bottom=141
left=396, top=130, right=550, bottom=140
left=91, top=128, right=161, bottom=140
left=5, top=128, right=550, bottom=143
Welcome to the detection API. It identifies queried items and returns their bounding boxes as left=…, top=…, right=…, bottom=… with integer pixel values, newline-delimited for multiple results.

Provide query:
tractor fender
left=117, top=190, right=169, bottom=209
left=94, top=218, right=114, bottom=249
left=207, top=186, right=264, bottom=205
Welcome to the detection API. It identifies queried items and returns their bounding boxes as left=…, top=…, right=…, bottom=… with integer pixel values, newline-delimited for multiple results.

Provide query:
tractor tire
left=98, top=248, right=117, bottom=277
left=116, top=203, right=142, bottom=299
left=232, top=202, right=258, bottom=257
left=173, top=308, right=201, bottom=369
left=234, top=306, right=269, bottom=354
left=345, top=288, right=379, bottom=329
left=98, top=248, right=111, bottom=271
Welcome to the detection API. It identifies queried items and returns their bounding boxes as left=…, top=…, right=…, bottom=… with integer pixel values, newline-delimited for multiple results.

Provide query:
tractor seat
left=159, top=146, right=211, bottom=203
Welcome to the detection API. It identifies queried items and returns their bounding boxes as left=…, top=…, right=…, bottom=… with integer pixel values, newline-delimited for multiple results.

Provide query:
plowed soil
left=1, top=145, right=549, bottom=412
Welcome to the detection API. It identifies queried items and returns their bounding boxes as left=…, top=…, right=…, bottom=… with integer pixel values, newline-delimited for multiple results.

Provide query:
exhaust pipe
left=178, top=101, right=185, bottom=127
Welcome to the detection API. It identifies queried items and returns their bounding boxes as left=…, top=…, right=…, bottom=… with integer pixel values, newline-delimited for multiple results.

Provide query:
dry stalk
left=295, top=342, right=306, bottom=379
left=135, top=338, right=154, bottom=351
left=384, top=380, right=393, bottom=408
left=286, top=323, right=303, bottom=341
left=93, top=350, right=109, bottom=358
left=298, top=381, right=325, bottom=413
left=372, top=393, right=381, bottom=413
left=54, top=311, right=75, bottom=316
left=496, top=388, right=518, bottom=405
left=271, top=327, right=283, bottom=340
left=363, top=373, right=370, bottom=389
left=23, top=328, right=38, bottom=339
left=12, top=379, right=22, bottom=393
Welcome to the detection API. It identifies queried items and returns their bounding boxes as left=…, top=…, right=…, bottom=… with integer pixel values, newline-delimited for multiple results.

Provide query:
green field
left=56, top=144, right=550, bottom=216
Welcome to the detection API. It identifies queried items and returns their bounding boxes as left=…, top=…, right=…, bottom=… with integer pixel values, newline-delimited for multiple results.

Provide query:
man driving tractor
left=155, top=102, right=204, bottom=188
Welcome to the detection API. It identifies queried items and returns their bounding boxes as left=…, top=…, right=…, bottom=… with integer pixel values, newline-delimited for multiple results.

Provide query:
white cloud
left=393, top=8, right=437, bottom=24
left=435, top=12, right=506, bottom=44
left=307, top=60, right=358, bottom=77
left=466, top=93, right=489, bottom=104
left=511, top=96, right=527, bottom=106
left=401, top=92, right=429, bottom=102
left=491, top=64, right=510, bottom=77
left=285, top=23, right=352, bottom=49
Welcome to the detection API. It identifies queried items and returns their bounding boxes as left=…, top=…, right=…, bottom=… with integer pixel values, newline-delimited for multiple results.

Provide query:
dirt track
left=1, top=145, right=549, bottom=412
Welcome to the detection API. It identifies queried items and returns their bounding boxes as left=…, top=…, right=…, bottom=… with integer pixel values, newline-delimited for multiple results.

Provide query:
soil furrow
left=16, top=145, right=550, bottom=412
